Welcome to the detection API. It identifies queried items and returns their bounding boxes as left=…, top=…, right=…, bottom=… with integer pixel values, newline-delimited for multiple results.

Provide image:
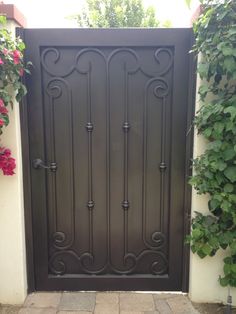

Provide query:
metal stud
left=122, top=200, right=130, bottom=210
left=86, top=122, right=94, bottom=132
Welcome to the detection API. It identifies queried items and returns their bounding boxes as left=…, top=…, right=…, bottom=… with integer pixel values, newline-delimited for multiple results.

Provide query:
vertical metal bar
left=160, top=97, right=166, bottom=232
left=86, top=63, right=94, bottom=255
left=106, top=60, right=111, bottom=266
left=122, top=63, right=130, bottom=256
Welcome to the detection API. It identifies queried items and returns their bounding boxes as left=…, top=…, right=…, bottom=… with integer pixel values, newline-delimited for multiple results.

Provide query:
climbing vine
left=0, top=15, right=30, bottom=175
left=186, top=0, right=236, bottom=287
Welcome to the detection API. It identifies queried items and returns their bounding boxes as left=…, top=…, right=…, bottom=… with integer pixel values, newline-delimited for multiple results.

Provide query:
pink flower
left=0, top=119, right=4, bottom=126
left=13, top=50, right=21, bottom=58
left=0, top=106, right=8, bottom=114
left=0, top=57, right=4, bottom=65
left=2, top=48, right=8, bottom=55
left=13, top=57, right=20, bottom=65
left=3, top=149, right=11, bottom=157
left=12, top=50, right=21, bottom=64
left=19, top=68, right=24, bottom=76
left=0, top=99, right=4, bottom=107
left=0, top=147, right=16, bottom=175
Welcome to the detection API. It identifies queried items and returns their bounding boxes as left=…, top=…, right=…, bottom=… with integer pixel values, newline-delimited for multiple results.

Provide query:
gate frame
left=17, top=27, right=196, bottom=293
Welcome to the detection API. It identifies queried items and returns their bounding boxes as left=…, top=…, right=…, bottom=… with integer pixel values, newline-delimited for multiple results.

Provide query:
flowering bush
left=0, top=15, right=30, bottom=175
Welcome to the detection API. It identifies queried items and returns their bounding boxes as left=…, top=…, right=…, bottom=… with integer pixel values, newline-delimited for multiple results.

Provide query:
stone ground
left=0, top=292, right=235, bottom=314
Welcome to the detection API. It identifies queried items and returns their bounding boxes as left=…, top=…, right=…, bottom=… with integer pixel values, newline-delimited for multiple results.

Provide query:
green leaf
left=219, top=276, right=230, bottom=287
left=214, top=122, right=224, bottom=134
left=208, top=140, right=222, bottom=151
left=224, top=257, right=233, bottom=265
left=209, top=237, right=219, bottom=248
left=197, top=250, right=207, bottom=259
left=224, top=57, right=236, bottom=72
left=216, top=160, right=227, bottom=171
left=228, top=28, right=236, bottom=36
left=229, top=194, right=236, bottom=202
left=224, top=106, right=236, bottom=119
left=185, top=0, right=191, bottom=9
left=0, top=15, right=7, bottom=25
left=202, top=243, right=212, bottom=255
left=192, top=228, right=202, bottom=239
left=230, top=242, right=236, bottom=255
left=222, top=46, right=233, bottom=56
left=209, top=199, right=220, bottom=210
left=17, top=41, right=25, bottom=51
left=223, top=148, right=236, bottom=161
left=224, top=167, right=236, bottom=183
left=231, top=264, right=236, bottom=274
left=203, top=128, right=212, bottom=137
left=224, top=263, right=231, bottom=276
left=224, top=183, right=234, bottom=193
left=198, top=84, right=209, bottom=97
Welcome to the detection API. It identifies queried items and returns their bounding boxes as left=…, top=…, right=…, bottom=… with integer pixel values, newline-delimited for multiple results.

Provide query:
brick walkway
left=0, top=291, right=226, bottom=314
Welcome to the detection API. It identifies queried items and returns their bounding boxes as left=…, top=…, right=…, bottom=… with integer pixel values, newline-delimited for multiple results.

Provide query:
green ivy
left=186, top=0, right=236, bottom=287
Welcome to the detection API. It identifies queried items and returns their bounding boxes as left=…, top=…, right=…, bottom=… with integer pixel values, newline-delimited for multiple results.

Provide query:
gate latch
left=33, top=158, right=57, bottom=172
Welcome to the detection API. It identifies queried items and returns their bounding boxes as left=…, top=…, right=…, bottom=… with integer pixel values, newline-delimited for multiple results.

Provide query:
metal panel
left=22, top=29, right=195, bottom=291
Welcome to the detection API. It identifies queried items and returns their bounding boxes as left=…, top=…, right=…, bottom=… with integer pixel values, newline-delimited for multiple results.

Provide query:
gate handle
left=33, top=158, right=57, bottom=172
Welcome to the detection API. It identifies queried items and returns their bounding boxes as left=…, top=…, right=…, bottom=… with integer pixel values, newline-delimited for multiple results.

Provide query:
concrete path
left=0, top=292, right=227, bottom=314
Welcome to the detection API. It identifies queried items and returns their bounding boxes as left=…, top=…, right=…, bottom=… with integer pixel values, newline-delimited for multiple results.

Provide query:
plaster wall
left=189, top=75, right=236, bottom=305
left=0, top=20, right=27, bottom=305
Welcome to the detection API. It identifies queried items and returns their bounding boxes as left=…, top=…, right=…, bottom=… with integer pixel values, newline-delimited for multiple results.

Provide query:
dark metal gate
left=21, top=28, right=195, bottom=291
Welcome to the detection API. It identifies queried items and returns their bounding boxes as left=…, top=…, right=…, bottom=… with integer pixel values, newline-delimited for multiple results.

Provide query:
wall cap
left=0, top=3, right=26, bottom=27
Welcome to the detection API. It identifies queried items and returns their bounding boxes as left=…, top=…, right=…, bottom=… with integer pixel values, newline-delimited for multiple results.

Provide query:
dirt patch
left=0, top=305, right=21, bottom=314
left=192, top=302, right=236, bottom=314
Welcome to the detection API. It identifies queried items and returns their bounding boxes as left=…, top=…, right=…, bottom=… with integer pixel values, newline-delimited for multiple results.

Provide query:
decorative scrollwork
left=154, top=48, right=173, bottom=76
left=142, top=78, right=169, bottom=250
left=41, top=48, right=75, bottom=77
left=42, top=47, right=173, bottom=78
left=44, top=46, right=172, bottom=279
left=144, top=78, right=169, bottom=103
left=153, top=80, right=169, bottom=98
left=80, top=252, right=94, bottom=268
left=47, top=77, right=75, bottom=252
left=80, top=252, right=108, bottom=274
left=107, top=48, right=140, bottom=73
left=151, top=232, right=165, bottom=249
left=49, top=247, right=168, bottom=276
left=53, top=231, right=66, bottom=246
left=52, top=231, right=76, bottom=251
left=150, top=253, right=168, bottom=275
left=46, top=77, right=70, bottom=98
left=49, top=250, right=107, bottom=275
left=49, top=251, right=68, bottom=275
left=122, top=253, right=137, bottom=272
left=76, top=48, right=106, bottom=74
left=140, top=48, right=174, bottom=78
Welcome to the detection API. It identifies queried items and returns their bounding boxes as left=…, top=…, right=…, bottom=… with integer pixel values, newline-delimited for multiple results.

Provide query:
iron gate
left=21, top=28, right=195, bottom=291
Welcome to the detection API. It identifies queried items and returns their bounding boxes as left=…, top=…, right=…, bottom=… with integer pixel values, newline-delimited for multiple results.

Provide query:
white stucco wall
left=0, top=20, right=27, bottom=305
left=189, top=76, right=236, bottom=305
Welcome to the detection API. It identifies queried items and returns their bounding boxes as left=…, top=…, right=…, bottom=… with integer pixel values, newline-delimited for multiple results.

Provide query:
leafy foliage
left=0, top=15, right=30, bottom=175
left=185, top=0, right=192, bottom=9
left=69, top=0, right=168, bottom=28
left=186, top=0, right=236, bottom=287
